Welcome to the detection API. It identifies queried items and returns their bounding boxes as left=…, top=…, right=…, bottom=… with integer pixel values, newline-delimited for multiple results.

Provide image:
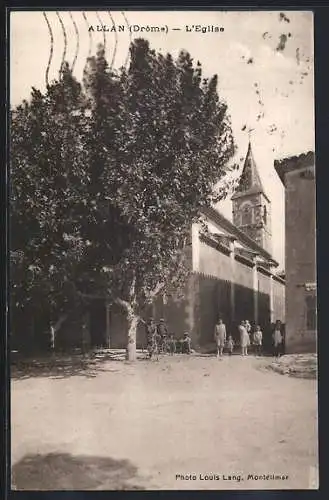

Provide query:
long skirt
left=240, top=334, right=250, bottom=348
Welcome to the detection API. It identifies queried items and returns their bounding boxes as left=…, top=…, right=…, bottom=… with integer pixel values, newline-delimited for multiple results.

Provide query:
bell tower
left=231, top=141, right=272, bottom=254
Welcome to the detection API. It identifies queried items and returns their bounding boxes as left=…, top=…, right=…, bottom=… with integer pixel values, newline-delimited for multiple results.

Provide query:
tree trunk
left=50, top=325, right=55, bottom=351
left=126, top=311, right=138, bottom=361
left=105, top=303, right=111, bottom=349
left=81, top=313, right=90, bottom=356
left=50, top=313, right=68, bottom=352
left=114, top=274, right=139, bottom=361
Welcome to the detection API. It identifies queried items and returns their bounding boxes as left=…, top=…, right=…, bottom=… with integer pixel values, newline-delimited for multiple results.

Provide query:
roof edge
left=231, top=188, right=270, bottom=202
left=201, top=205, right=278, bottom=266
left=274, top=151, right=315, bottom=184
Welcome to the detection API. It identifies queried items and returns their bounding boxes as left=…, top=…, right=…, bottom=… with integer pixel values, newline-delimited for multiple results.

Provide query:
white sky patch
left=10, top=10, right=314, bottom=269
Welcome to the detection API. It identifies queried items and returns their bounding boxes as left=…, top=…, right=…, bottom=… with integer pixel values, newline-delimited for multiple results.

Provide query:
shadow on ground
left=266, top=354, right=317, bottom=380
left=10, top=351, right=136, bottom=380
left=11, top=350, right=277, bottom=380
left=11, top=452, right=146, bottom=490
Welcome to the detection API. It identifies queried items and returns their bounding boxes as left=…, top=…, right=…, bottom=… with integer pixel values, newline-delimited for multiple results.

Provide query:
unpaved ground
left=269, top=353, right=317, bottom=379
left=11, top=354, right=319, bottom=490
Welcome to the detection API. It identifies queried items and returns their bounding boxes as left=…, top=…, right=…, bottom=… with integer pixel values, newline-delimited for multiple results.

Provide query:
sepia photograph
left=9, top=9, right=317, bottom=491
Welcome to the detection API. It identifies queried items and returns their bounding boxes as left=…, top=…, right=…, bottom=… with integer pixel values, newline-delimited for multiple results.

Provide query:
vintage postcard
left=9, top=9, right=317, bottom=491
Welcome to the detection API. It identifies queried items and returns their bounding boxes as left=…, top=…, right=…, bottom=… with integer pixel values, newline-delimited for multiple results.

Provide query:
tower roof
left=231, top=141, right=269, bottom=201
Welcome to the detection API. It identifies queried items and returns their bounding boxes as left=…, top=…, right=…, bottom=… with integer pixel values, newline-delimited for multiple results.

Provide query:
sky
left=10, top=10, right=315, bottom=269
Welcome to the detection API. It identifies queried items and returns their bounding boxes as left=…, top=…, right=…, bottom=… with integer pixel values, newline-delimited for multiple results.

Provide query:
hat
left=160, top=318, right=165, bottom=322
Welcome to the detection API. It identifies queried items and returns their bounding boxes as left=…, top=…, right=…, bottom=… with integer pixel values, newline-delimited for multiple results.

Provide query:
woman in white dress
left=239, top=320, right=250, bottom=356
left=272, top=321, right=283, bottom=357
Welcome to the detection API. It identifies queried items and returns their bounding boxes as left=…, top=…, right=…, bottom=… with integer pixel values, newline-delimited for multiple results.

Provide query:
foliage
left=10, top=65, right=90, bottom=322
left=10, top=40, right=236, bottom=355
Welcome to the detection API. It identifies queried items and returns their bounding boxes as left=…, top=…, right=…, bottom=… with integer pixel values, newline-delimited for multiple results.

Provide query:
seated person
left=181, top=332, right=192, bottom=354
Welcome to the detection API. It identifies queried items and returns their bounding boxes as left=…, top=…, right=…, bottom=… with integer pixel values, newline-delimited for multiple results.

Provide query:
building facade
left=186, top=205, right=285, bottom=351
left=86, top=141, right=285, bottom=352
left=274, top=151, right=316, bottom=353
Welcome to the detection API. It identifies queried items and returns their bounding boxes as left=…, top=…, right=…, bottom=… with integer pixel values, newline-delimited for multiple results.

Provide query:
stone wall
left=198, top=239, right=233, bottom=281
left=273, top=278, right=285, bottom=323
left=258, top=269, right=271, bottom=331
left=284, top=164, right=316, bottom=352
left=235, top=257, right=253, bottom=289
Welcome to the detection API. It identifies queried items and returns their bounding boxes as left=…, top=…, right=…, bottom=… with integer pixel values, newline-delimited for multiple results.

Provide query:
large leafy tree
left=81, top=40, right=236, bottom=360
left=11, top=40, right=235, bottom=360
left=10, top=64, right=92, bottom=342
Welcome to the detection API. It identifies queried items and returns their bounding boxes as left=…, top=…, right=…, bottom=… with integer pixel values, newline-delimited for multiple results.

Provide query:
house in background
left=274, top=151, right=316, bottom=353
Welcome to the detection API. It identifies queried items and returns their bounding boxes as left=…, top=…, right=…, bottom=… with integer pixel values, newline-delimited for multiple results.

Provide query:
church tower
left=231, top=141, right=272, bottom=254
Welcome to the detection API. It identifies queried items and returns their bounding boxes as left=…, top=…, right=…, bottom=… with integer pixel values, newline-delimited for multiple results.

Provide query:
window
left=241, top=203, right=253, bottom=225
left=306, top=294, right=316, bottom=330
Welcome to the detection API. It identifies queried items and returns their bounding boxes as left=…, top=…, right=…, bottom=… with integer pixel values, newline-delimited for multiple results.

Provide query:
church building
left=11, top=142, right=286, bottom=355
left=95, top=141, right=285, bottom=352
left=44, top=141, right=285, bottom=353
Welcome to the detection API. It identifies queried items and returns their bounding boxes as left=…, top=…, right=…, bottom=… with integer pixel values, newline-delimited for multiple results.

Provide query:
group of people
left=214, top=319, right=285, bottom=358
left=145, top=318, right=192, bottom=359
left=144, top=316, right=285, bottom=360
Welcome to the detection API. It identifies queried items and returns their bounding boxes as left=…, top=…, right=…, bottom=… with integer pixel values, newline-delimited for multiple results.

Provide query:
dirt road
left=11, top=354, right=318, bottom=490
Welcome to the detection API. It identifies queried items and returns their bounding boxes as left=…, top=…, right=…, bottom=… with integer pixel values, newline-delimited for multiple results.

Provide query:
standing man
left=145, top=317, right=157, bottom=359
left=281, top=323, right=286, bottom=356
left=157, top=318, right=168, bottom=353
left=214, top=318, right=226, bottom=358
left=182, top=332, right=192, bottom=354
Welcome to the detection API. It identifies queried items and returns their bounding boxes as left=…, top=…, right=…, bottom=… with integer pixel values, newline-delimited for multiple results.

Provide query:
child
left=214, top=318, right=226, bottom=358
left=253, top=325, right=263, bottom=356
left=226, top=335, right=234, bottom=355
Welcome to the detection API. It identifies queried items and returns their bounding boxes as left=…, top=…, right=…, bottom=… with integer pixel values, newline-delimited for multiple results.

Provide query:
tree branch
left=68, top=279, right=108, bottom=301
left=51, top=313, right=68, bottom=332
left=147, top=281, right=165, bottom=300
left=114, top=296, right=131, bottom=312
left=114, top=297, right=145, bottom=327
left=76, top=290, right=107, bottom=300
left=129, top=273, right=136, bottom=301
